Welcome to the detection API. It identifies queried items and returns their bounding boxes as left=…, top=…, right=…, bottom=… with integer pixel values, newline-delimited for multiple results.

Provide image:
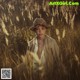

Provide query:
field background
left=0, top=0, right=80, bottom=80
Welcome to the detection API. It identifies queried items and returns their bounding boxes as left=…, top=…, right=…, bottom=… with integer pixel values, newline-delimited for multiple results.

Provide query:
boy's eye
left=42, top=27, right=45, bottom=30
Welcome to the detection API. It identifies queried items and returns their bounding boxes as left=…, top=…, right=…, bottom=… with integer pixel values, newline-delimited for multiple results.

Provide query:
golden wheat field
left=0, top=0, right=80, bottom=80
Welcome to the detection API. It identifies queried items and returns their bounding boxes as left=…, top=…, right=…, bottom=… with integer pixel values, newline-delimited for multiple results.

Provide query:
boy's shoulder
left=46, top=35, right=56, bottom=42
left=28, top=37, right=37, bottom=46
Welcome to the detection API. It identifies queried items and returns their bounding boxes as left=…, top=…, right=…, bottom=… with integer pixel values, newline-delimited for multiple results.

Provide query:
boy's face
left=35, top=25, right=46, bottom=39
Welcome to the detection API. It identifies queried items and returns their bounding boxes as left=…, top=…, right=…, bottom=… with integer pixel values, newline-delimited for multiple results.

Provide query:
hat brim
left=29, top=24, right=50, bottom=31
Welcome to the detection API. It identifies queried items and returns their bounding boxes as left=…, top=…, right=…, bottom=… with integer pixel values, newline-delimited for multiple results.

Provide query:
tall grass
left=0, top=0, right=80, bottom=80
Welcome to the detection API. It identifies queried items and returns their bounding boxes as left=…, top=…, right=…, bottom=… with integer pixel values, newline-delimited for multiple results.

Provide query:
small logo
left=1, top=68, right=12, bottom=79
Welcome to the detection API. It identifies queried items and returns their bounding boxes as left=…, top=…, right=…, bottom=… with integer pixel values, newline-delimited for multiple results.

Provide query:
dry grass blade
left=1, top=20, right=9, bottom=36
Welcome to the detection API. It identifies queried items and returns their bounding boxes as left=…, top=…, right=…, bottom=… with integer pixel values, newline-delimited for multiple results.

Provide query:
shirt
left=32, top=38, right=45, bottom=72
